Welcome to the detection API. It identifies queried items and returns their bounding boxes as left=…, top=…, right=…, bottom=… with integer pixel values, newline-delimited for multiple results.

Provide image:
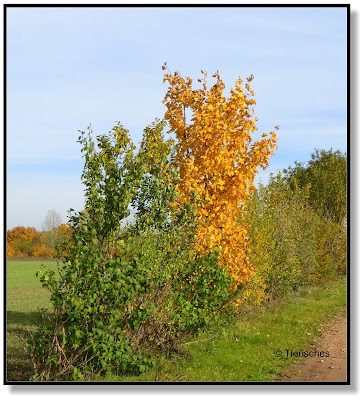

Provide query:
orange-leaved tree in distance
left=162, top=64, right=278, bottom=289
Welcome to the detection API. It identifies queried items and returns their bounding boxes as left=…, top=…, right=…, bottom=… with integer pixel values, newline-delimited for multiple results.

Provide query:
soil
left=278, top=314, right=347, bottom=382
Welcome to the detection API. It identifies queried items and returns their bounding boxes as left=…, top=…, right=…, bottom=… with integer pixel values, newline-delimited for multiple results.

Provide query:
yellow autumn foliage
left=162, top=66, right=278, bottom=289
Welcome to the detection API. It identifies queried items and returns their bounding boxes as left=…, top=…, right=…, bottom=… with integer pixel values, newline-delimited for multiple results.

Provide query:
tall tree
left=42, top=209, right=63, bottom=249
left=162, top=65, right=278, bottom=288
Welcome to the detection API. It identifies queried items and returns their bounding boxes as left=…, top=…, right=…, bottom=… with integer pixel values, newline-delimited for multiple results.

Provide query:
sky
left=6, top=5, right=348, bottom=230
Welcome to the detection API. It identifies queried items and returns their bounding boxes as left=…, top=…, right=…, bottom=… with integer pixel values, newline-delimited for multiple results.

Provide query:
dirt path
left=279, top=314, right=347, bottom=382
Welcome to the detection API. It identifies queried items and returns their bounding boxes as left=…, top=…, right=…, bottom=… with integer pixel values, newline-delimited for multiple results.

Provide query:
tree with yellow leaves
left=162, top=64, right=278, bottom=288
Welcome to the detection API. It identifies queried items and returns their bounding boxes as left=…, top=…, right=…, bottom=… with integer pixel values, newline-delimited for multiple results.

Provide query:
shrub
left=243, top=174, right=315, bottom=303
left=283, top=148, right=347, bottom=225
left=28, top=120, right=234, bottom=381
left=242, top=162, right=346, bottom=306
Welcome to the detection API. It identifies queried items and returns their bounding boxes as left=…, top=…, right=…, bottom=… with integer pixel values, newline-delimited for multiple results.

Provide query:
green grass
left=175, top=280, right=347, bottom=382
left=6, top=259, right=347, bottom=382
left=99, top=278, right=347, bottom=382
left=6, top=260, right=58, bottom=381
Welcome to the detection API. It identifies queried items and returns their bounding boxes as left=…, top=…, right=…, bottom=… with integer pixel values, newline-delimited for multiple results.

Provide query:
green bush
left=283, top=148, right=347, bottom=225
left=243, top=174, right=316, bottom=303
left=28, top=120, right=233, bottom=381
left=242, top=151, right=347, bottom=306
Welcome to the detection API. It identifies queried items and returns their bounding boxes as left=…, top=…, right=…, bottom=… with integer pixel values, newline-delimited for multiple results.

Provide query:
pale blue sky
left=6, top=6, right=347, bottom=230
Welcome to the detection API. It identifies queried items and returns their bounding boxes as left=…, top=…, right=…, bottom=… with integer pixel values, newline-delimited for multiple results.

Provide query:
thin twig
left=179, top=334, right=216, bottom=346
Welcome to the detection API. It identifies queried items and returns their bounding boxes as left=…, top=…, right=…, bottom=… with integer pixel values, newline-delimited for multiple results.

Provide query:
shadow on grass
left=7, top=310, right=52, bottom=326
left=6, top=310, right=52, bottom=382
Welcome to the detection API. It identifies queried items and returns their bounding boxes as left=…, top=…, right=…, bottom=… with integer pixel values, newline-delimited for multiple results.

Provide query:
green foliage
left=7, top=261, right=346, bottom=382
left=282, top=149, right=347, bottom=278
left=78, top=122, right=139, bottom=238
left=171, top=251, right=234, bottom=331
left=138, top=119, right=174, bottom=171
left=243, top=174, right=317, bottom=302
left=126, top=122, right=234, bottom=341
left=131, top=147, right=178, bottom=232
left=283, top=149, right=347, bottom=224
left=242, top=150, right=347, bottom=305
left=28, top=124, right=150, bottom=380
left=28, top=120, right=233, bottom=381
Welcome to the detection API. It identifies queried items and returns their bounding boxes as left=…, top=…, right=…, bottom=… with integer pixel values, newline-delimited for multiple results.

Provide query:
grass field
left=6, top=260, right=58, bottom=381
left=6, top=259, right=347, bottom=382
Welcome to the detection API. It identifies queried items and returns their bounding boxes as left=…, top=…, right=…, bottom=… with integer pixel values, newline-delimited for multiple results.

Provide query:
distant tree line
left=6, top=210, right=70, bottom=258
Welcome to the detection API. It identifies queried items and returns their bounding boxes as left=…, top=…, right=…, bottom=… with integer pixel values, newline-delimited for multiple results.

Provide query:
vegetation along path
left=279, top=314, right=347, bottom=382
left=7, top=261, right=346, bottom=382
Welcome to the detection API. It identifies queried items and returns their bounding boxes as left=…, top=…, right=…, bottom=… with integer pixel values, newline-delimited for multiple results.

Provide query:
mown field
left=6, top=260, right=58, bottom=381
left=6, top=259, right=347, bottom=382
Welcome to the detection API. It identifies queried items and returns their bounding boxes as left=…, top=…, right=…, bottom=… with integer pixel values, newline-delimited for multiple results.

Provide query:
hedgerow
left=27, top=68, right=346, bottom=381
